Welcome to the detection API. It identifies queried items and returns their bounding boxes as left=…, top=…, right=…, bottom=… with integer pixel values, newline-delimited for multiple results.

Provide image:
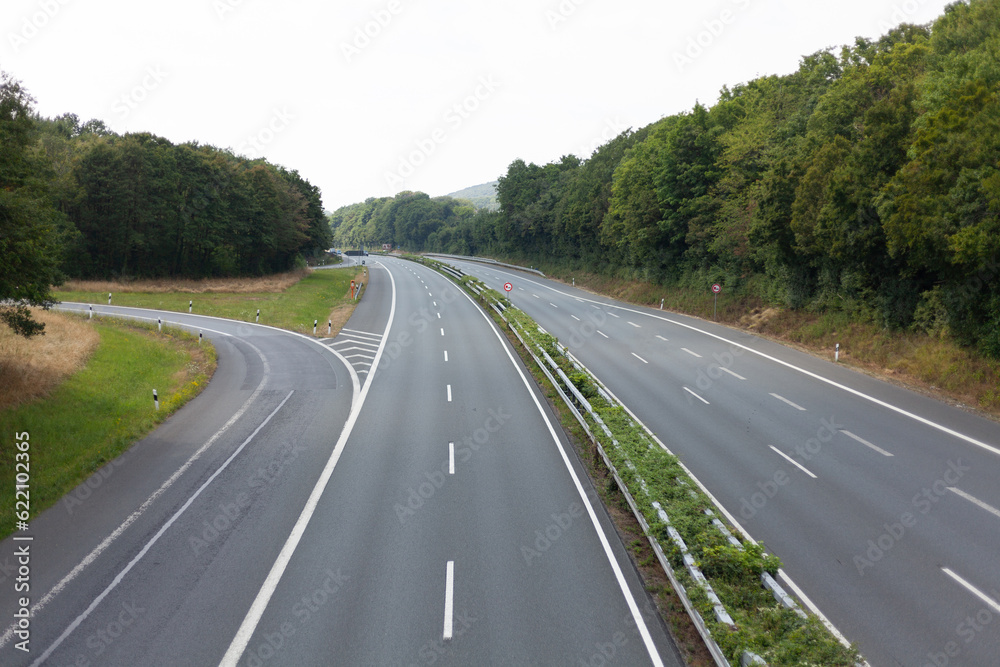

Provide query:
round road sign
left=504, top=282, right=513, bottom=293
left=711, top=283, right=722, bottom=294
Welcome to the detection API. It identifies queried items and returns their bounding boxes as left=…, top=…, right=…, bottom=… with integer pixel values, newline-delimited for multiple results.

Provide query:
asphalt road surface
left=0, top=260, right=683, bottom=666
left=440, top=255, right=1000, bottom=667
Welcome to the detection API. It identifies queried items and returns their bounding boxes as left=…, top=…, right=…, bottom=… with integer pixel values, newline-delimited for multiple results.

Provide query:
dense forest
left=329, top=0, right=1000, bottom=358
left=0, top=72, right=330, bottom=335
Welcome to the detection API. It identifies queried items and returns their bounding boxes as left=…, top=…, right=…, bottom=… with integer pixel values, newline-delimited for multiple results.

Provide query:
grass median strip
left=0, top=317, right=216, bottom=540
left=407, top=254, right=863, bottom=666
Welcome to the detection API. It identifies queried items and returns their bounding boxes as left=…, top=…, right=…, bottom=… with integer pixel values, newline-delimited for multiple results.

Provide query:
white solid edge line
left=29, top=390, right=296, bottom=666
left=450, top=265, right=1000, bottom=459
left=218, top=262, right=398, bottom=667
left=453, top=282, right=665, bottom=667
left=443, top=561, right=455, bottom=640
left=558, top=343, right=861, bottom=656
left=770, top=393, right=807, bottom=411
left=942, top=567, right=1000, bottom=614
left=769, top=446, right=818, bottom=479
left=0, top=317, right=276, bottom=650
left=840, top=430, right=894, bottom=457
left=683, top=387, right=710, bottom=405
left=948, top=487, right=1000, bottom=520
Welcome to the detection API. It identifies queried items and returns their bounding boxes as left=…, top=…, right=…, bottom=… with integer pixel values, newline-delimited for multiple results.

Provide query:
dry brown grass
left=59, top=269, right=310, bottom=294
left=325, top=269, right=367, bottom=337
left=0, top=310, right=100, bottom=410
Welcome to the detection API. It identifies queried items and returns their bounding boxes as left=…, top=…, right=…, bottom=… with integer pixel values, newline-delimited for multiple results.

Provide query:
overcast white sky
left=3, top=0, right=954, bottom=211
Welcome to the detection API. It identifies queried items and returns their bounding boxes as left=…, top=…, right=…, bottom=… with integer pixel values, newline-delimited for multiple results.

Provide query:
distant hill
left=445, top=181, right=498, bottom=211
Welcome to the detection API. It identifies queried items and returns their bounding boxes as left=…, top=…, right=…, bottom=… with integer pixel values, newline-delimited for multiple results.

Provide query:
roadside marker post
left=313, top=320, right=318, bottom=335
left=835, top=343, right=840, bottom=363
left=199, top=331, right=203, bottom=344
left=328, top=320, right=332, bottom=335
left=153, top=389, right=159, bottom=410
left=256, top=309, right=260, bottom=323
left=189, top=300, right=193, bottom=313
left=108, top=292, right=112, bottom=305
left=158, top=318, right=162, bottom=333
left=89, top=305, right=93, bottom=319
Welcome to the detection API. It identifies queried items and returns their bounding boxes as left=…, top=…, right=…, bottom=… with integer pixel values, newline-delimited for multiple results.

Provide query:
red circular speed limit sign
left=504, top=283, right=513, bottom=292
left=711, top=283, right=722, bottom=294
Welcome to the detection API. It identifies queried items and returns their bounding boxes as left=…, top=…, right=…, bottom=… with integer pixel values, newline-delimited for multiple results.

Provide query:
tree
left=0, top=73, right=64, bottom=336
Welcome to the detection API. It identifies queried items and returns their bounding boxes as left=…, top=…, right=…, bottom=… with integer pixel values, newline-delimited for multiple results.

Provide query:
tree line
left=1, top=72, right=330, bottom=335
left=329, top=0, right=1000, bottom=358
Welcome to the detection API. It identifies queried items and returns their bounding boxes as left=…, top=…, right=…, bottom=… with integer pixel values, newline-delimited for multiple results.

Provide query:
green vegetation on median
left=409, top=254, right=862, bottom=666
left=54, top=268, right=364, bottom=337
left=0, top=319, right=216, bottom=540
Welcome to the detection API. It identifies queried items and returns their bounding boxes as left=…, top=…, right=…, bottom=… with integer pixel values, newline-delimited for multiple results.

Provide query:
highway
left=0, top=259, right=682, bottom=666
left=440, top=256, right=1000, bottom=667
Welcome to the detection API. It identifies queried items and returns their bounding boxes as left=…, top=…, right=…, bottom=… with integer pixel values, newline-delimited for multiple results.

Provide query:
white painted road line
left=840, top=430, right=893, bottom=457
left=533, top=294, right=540, bottom=299
left=948, top=487, right=1000, bottom=520
left=440, top=328, right=445, bottom=336
left=770, top=446, right=818, bottom=479
left=597, top=330, right=609, bottom=339
left=942, top=567, right=1000, bottom=614
left=550, top=302, right=559, bottom=308
left=632, top=353, right=649, bottom=364
left=719, top=367, right=746, bottom=381
left=571, top=315, right=581, bottom=321
left=684, top=387, right=710, bottom=405
left=655, top=335, right=669, bottom=342
left=30, top=391, right=298, bottom=666
left=770, top=393, right=806, bottom=411
left=443, top=561, right=455, bottom=640
left=449, top=443, right=455, bottom=475
left=217, top=262, right=399, bottom=667
left=628, top=321, right=640, bottom=328
left=608, top=312, right=620, bottom=318
left=681, top=348, right=702, bottom=358
left=447, top=385, right=452, bottom=402
left=444, top=350, right=449, bottom=362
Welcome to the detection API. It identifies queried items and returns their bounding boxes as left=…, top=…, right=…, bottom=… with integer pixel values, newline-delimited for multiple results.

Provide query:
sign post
left=711, top=283, right=722, bottom=320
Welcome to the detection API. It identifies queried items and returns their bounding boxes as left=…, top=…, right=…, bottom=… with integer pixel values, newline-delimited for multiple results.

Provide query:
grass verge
left=490, top=257, right=1000, bottom=419
left=0, top=317, right=216, bottom=541
left=55, top=267, right=367, bottom=337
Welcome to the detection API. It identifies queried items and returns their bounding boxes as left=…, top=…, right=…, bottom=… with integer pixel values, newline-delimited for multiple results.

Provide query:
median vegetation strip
left=0, top=316, right=216, bottom=541
left=55, top=267, right=367, bottom=337
left=406, top=254, right=862, bottom=666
